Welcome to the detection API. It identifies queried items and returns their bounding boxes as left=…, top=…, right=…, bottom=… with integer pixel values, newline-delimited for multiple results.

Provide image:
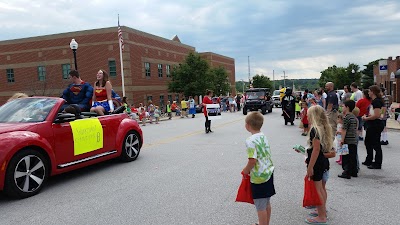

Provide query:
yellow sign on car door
left=70, top=118, right=104, bottom=155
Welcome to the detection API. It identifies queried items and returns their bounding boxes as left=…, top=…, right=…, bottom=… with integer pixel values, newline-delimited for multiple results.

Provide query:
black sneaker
left=338, top=173, right=351, bottom=179
left=362, top=161, right=372, bottom=166
left=367, top=164, right=381, bottom=169
left=381, top=141, right=388, bottom=145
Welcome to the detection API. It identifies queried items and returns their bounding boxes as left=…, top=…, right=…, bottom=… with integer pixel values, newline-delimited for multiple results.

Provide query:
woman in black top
left=362, top=85, right=384, bottom=169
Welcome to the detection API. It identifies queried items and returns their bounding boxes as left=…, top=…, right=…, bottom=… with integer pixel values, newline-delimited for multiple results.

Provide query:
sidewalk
left=388, top=102, right=400, bottom=130
left=135, top=112, right=196, bottom=124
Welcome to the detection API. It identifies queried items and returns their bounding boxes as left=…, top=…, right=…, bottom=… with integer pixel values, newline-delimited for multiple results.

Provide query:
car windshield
left=273, top=90, right=280, bottom=96
left=0, top=98, right=57, bottom=123
left=246, top=91, right=265, bottom=100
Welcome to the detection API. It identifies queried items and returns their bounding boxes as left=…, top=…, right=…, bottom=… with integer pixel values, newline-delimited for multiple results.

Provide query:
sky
left=1, top=0, right=400, bottom=81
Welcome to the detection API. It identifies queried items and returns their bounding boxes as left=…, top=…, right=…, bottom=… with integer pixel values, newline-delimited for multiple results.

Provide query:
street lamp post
left=69, top=39, right=78, bottom=70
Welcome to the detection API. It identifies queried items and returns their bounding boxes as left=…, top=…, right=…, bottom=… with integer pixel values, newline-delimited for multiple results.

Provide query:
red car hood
left=0, top=123, right=37, bottom=134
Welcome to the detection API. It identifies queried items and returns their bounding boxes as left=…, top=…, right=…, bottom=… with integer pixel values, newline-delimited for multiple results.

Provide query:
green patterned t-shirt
left=246, top=132, right=274, bottom=184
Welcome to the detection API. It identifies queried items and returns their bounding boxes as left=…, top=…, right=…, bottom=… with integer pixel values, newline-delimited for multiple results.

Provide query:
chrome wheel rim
left=14, top=155, right=45, bottom=193
left=125, top=133, right=140, bottom=158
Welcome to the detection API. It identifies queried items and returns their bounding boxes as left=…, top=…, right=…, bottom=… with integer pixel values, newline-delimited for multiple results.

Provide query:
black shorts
left=303, top=123, right=309, bottom=128
left=251, top=173, right=276, bottom=199
left=309, top=158, right=326, bottom=182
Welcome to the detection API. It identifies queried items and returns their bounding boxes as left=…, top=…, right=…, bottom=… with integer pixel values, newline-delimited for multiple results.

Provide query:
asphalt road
left=1, top=109, right=399, bottom=225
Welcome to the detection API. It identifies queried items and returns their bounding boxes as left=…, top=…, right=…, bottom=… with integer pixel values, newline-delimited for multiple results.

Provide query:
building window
left=166, top=65, right=171, bottom=78
left=62, top=64, right=71, bottom=79
left=160, top=95, right=165, bottom=108
left=175, top=94, right=179, bottom=102
left=145, top=62, right=151, bottom=77
left=6, top=69, right=15, bottom=83
left=38, top=66, right=46, bottom=81
left=109, top=60, right=117, bottom=77
left=158, top=64, right=163, bottom=78
left=168, top=95, right=172, bottom=103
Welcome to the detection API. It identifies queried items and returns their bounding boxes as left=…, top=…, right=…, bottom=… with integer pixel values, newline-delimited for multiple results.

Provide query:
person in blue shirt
left=62, top=70, right=93, bottom=111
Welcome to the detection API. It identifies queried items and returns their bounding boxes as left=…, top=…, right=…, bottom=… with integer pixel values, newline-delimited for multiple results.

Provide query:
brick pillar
left=396, top=78, right=400, bottom=102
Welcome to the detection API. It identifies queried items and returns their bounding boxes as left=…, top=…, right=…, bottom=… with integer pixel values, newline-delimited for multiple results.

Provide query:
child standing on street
left=147, top=101, right=155, bottom=124
left=242, top=112, right=275, bottom=225
left=166, top=101, right=172, bottom=120
left=305, top=105, right=333, bottom=224
left=139, top=107, right=147, bottom=126
left=335, top=114, right=344, bottom=165
left=301, top=102, right=309, bottom=136
left=338, top=100, right=359, bottom=179
left=154, top=106, right=160, bottom=124
left=295, top=96, right=301, bottom=119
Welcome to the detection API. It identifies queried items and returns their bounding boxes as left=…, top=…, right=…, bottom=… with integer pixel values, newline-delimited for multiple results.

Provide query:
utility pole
left=282, top=70, right=288, bottom=87
left=273, top=70, right=275, bottom=90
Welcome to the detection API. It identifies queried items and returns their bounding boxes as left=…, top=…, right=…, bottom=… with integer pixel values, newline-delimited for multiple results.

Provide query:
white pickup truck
left=272, top=90, right=281, bottom=108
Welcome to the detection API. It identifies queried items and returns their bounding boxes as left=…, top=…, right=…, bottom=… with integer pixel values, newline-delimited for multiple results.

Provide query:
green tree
left=319, top=66, right=337, bottom=88
left=168, top=52, right=211, bottom=97
left=361, top=59, right=381, bottom=89
left=251, top=74, right=273, bottom=89
left=319, top=64, right=361, bottom=89
left=235, top=81, right=249, bottom=93
left=208, top=66, right=230, bottom=96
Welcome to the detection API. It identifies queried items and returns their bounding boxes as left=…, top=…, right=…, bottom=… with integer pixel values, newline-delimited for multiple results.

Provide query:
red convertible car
left=0, top=97, right=143, bottom=198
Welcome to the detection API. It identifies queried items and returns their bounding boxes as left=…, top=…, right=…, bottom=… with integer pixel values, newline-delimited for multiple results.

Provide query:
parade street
left=1, top=110, right=399, bottom=225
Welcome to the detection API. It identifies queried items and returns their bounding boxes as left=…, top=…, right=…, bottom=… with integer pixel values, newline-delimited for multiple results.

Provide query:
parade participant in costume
left=282, top=88, right=295, bottom=125
left=62, top=70, right=93, bottom=111
left=90, top=69, right=114, bottom=116
left=203, top=90, right=214, bottom=133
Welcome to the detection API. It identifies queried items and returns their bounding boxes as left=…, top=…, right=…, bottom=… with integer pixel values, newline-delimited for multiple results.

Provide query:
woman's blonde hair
left=307, top=105, right=333, bottom=153
left=7, top=92, right=28, bottom=102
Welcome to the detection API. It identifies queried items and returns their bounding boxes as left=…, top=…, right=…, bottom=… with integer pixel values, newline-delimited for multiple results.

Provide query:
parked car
left=272, top=90, right=281, bottom=108
left=0, top=97, right=143, bottom=198
left=243, top=88, right=273, bottom=115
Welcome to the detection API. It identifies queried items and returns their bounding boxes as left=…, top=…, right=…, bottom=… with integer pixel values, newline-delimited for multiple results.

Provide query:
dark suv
left=243, top=88, right=273, bottom=115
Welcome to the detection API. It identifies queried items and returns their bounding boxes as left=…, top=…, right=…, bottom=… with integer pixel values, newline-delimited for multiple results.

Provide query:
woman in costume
left=90, top=69, right=114, bottom=116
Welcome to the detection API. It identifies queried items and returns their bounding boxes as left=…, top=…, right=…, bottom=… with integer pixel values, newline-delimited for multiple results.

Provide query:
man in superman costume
left=62, top=70, right=93, bottom=111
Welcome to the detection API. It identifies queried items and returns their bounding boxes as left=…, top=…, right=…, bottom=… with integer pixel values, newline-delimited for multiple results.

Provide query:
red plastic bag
left=303, top=176, right=322, bottom=207
left=235, top=174, right=254, bottom=204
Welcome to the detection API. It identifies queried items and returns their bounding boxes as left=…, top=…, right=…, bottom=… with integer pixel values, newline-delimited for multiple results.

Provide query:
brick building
left=373, top=56, right=400, bottom=102
left=0, top=26, right=235, bottom=106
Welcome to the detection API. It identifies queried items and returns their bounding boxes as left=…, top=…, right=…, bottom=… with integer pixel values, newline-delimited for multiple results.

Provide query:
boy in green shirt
left=242, top=112, right=275, bottom=225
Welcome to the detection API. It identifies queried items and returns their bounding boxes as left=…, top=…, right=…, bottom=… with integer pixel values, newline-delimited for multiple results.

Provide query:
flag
left=118, top=17, right=124, bottom=51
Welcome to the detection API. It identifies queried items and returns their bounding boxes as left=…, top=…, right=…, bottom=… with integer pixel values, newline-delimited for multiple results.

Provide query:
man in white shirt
left=350, top=82, right=363, bottom=102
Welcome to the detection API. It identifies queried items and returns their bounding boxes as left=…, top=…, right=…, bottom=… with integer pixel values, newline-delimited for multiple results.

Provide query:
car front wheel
left=4, top=149, right=49, bottom=199
left=120, top=131, right=141, bottom=162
